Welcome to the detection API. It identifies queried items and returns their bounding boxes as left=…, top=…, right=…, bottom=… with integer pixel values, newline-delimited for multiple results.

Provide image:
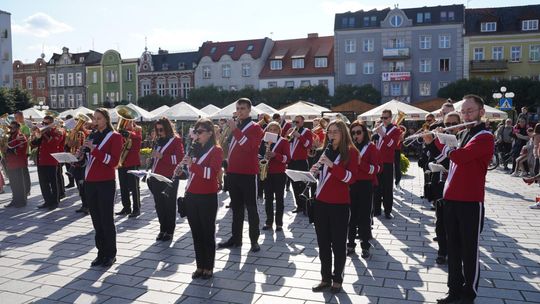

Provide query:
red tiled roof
left=199, top=38, right=269, bottom=62
left=332, top=99, right=376, bottom=114
left=260, top=35, right=334, bottom=78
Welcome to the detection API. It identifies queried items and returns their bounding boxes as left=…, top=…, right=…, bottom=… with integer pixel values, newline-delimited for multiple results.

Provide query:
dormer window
left=79, top=57, right=85, bottom=63
left=390, top=15, right=403, bottom=27
left=49, top=59, right=55, bottom=64
left=417, top=12, right=431, bottom=23
left=63, top=58, right=69, bottom=64
left=162, top=63, right=168, bottom=70
left=210, top=46, right=217, bottom=54
left=178, top=62, right=185, bottom=69
left=481, top=22, right=497, bottom=32
left=228, top=46, right=235, bottom=53
left=522, top=20, right=539, bottom=31
left=246, top=44, right=254, bottom=51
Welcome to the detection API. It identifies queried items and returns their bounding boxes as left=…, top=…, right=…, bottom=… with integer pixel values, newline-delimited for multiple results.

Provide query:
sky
left=3, top=0, right=539, bottom=63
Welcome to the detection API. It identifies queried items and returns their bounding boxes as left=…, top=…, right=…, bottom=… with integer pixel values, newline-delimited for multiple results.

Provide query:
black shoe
left=48, top=204, right=58, bottom=210
left=5, top=202, right=16, bottom=208
left=161, top=233, right=173, bottom=241
left=115, top=209, right=131, bottom=216
left=373, top=211, right=381, bottom=217
left=218, top=239, right=242, bottom=249
left=361, top=249, right=370, bottom=259
left=37, top=203, right=49, bottom=209
left=201, top=270, right=213, bottom=280
left=65, top=183, right=75, bottom=188
left=102, top=257, right=116, bottom=267
left=156, top=232, right=165, bottom=241
left=225, top=205, right=230, bottom=208
left=459, top=299, right=474, bottom=304
left=292, top=208, right=304, bottom=213
left=75, top=207, right=89, bottom=214
left=436, top=293, right=460, bottom=304
left=330, top=283, right=342, bottom=294
left=128, top=210, right=140, bottom=218
left=433, top=237, right=438, bottom=241
left=346, top=246, right=355, bottom=256
left=436, top=255, right=447, bottom=265
left=250, top=243, right=261, bottom=252
left=262, top=225, right=272, bottom=231
left=385, top=213, right=394, bottom=219
left=90, top=257, right=103, bottom=267
left=59, top=194, right=66, bottom=200
left=275, top=226, right=283, bottom=232
left=312, top=282, right=331, bottom=292
left=192, top=269, right=203, bottom=279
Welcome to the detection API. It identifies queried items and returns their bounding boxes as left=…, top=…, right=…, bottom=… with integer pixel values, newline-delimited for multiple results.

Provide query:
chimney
left=307, top=33, right=318, bottom=39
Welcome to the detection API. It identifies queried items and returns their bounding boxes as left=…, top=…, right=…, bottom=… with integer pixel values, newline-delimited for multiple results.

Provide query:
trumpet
left=402, top=121, right=477, bottom=147
left=286, top=127, right=298, bottom=141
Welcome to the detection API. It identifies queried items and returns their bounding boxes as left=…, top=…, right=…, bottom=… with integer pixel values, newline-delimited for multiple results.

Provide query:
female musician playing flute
left=310, top=119, right=358, bottom=294
left=180, top=118, right=223, bottom=280
left=148, top=117, right=184, bottom=242
left=348, top=121, right=380, bottom=258
left=83, top=108, right=122, bottom=267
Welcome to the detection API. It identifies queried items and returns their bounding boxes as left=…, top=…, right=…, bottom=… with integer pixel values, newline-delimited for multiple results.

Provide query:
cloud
left=131, top=28, right=212, bottom=53
left=13, top=13, right=72, bottom=38
left=320, top=1, right=388, bottom=14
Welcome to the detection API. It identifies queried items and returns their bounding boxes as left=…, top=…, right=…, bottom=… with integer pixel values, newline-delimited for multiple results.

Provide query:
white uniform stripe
left=369, top=165, right=374, bottom=175
left=282, top=155, right=287, bottom=163
left=387, top=139, right=394, bottom=147
left=303, top=140, right=310, bottom=147
left=472, top=202, right=482, bottom=295
left=342, top=171, right=351, bottom=183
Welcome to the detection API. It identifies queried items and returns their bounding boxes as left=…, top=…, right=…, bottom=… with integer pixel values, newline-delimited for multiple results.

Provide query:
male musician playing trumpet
left=3, top=121, right=28, bottom=208
left=31, top=115, right=63, bottom=210
left=116, top=120, right=142, bottom=218
left=287, top=115, right=313, bottom=213
left=272, top=113, right=292, bottom=138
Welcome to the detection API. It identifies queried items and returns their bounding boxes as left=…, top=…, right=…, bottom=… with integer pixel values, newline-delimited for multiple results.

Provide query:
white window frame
left=530, top=45, right=540, bottom=62
left=363, top=62, right=374, bottom=74
left=49, top=74, right=56, bottom=87
left=481, top=22, right=497, bottom=32
left=292, top=58, right=305, bottom=69
left=362, top=39, right=374, bottom=52
left=202, top=66, right=211, bottom=78
left=270, top=60, right=282, bottom=71
left=439, top=81, right=449, bottom=89
left=37, top=77, right=45, bottom=89
left=285, top=81, right=294, bottom=88
left=389, top=61, right=404, bottom=72
left=314, top=57, right=328, bottom=68
left=50, top=95, right=57, bottom=108
left=222, top=64, right=231, bottom=78
left=474, top=48, right=484, bottom=61
left=267, top=81, right=277, bottom=88
left=92, top=93, right=98, bottom=105
left=92, top=71, right=97, bottom=84
left=522, top=20, right=539, bottom=31
left=58, top=95, right=65, bottom=108
left=492, top=46, right=504, bottom=60
left=127, top=92, right=133, bottom=102
left=439, top=58, right=450, bottom=72
left=75, top=73, right=82, bottom=86
left=345, top=39, right=356, bottom=53
left=438, top=34, right=451, bottom=49
left=76, top=94, right=82, bottom=107
left=67, top=73, right=74, bottom=86
left=419, top=81, right=431, bottom=96
left=67, top=94, right=74, bottom=108
left=169, top=77, right=178, bottom=98
left=157, top=78, right=167, bottom=96
left=419, top=59, right=431, bottom=73
left=419, top=35, right=431, bottom=50
left=510, top=46, right=521, bottom=62
left=141, top=80, right=151, bottom=96
left=180, top=76, right=191, bottom=98
left=57, top=74, right=64, bottom=87
left=345, top=61, right=356, bottom=75
left=390, top=83, right=401, bottom=96
left=26, top=76, right=33, bottom=89
left=242, top=63, right=251, bottom=77
left=126, top=69, right=133, bottom=81
left=300, top=80, right=311, bottom=87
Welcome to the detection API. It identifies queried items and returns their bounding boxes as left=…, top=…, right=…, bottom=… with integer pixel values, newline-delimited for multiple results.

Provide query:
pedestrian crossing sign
left=499, top=98, right=512, bottom=110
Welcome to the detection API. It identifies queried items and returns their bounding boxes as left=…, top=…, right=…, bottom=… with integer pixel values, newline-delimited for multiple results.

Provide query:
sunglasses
left=294, top=121, right=301, bottom=124
left=380, top=116, right=390, bottom=120
left=194, top=129, right=208, bottom=134
left=444, top=122, right=459, bottom=127
left=156, top=128, right=164, bottom=132
left=351, top=130, right=363, bottom=136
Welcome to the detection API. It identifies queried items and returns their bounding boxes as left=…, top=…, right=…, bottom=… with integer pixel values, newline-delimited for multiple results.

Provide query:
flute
left=403, top=121, right=477, bottom=146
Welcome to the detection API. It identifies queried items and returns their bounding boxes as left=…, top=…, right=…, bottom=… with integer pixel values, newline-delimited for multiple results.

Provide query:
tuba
left=66, top=113, right=91, bottom=153
left=394, top=110, right=407, bottom=126
left=116, top=105, right=140, bottom=167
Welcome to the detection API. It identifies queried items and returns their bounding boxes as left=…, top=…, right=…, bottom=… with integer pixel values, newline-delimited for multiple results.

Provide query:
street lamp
left=34, top=101, right=49, bottom=111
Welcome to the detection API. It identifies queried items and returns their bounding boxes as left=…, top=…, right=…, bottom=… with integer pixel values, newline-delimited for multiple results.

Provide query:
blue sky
left=3, top=0, right=539, bottom=62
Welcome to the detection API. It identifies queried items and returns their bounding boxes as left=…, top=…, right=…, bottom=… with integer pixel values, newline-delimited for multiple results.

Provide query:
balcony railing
left=382, top=48, right=410, bottom=59
left=470, top=60, right=508, bottom=72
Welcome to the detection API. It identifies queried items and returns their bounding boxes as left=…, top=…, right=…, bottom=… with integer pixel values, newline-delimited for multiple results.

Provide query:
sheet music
left=263, top=132, right=278, bottom=143
left=127, top=170, right=173, bottom=183
left=428, top=163, right=448, bottom=173
left=437, top=133, right=459, bottom=148
left=50, top=152, right=79, bottom=163
left=285, top=169, right=317, bottom=183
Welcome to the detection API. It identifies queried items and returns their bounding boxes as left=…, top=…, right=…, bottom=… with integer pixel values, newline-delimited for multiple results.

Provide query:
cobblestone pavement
left=0, top=162, right=538, bottom=304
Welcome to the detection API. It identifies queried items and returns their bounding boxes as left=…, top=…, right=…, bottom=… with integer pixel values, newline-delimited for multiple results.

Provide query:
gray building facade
left=0, top=10, right=12, bottom=88
left=334, top=5, right=464, bottom=103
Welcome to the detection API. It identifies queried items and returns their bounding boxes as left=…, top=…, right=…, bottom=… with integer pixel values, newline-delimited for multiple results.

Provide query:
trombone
left=402, top=121, right=477, bottom=147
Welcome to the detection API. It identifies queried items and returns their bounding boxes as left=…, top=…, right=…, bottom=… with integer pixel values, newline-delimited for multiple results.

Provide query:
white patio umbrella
left=160, top=102, right=207, bottom=121
left=59, top=106, right=94, bottom=119
left=109, top=103, right=153, bottom=122
left=431, top=99, right=508, bottom=121
left=22, top=107, right=45, bottom=120
left=209, top=101, right=263, bottom=120
left=147, top=105, right=170, bottom=121
left=255, top=102, right=278, bottom=115
left=358, top=99, right=429, bottom=122
left=199, top=104, right=221, bottom=116
left=278, top=101, right=331, bottom=121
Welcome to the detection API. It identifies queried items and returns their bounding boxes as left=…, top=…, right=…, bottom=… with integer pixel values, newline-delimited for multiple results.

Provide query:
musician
left=148, top=117, right=184, bottom=241
left=373, top=109, right=401, bottom=219
left=393, top=124, right=406, bottom=190
left=310, top=120, right=358, bottom=294
left=31, top=115, right=63, bottom=210
left=180, top=118, right=223, bottom=280
left=56, top=123, right=67, bottom=199
left=64, top=115, right=76, bottom=189
left=116, top=120, right=142, bottom=218
left=272, top=113, right=291, bottom=138
left=83, top=108, right=122, bottom=267
left=3, top=121, right=28, bottom=208
left=348, top=121, right=380, bottom=258
left=69, top=120, right=91, bottom=215
left=218, top=98, right=264, bottom=252
left=287, top=115, right=313, bottom=213
left=428, top=95, right=494, bottom=304
left=260, top=121, right=290, bottom=231
left=309, top=117, right=327, bottom=197
left=257, top=113, right=272, bottom=201
left=14, top=111, right=31, bottom=194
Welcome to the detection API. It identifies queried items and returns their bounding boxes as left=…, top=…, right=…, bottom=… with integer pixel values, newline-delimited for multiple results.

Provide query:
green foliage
left=11, top=87, right=33, bottom=111
left=400, top=153, right=410, bottom=174
left=137, top=94, right=176, bottom=111
left=0, top=88, right=15, bottom=114
left=333, top=84, right=381, bottom=106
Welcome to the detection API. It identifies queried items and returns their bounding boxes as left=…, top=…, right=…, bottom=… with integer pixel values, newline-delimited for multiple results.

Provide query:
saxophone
left=259, top=141, right=271, bottom=181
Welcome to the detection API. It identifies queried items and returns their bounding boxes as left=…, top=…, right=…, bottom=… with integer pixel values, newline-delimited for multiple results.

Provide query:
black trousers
left=435, top=199, right=447, bottom=257
left=374, top=163, right=394, bottom=215
left=37, top=165, right=59, bottom=207
left=394, top=150, right=402, bottom=185
left=65, top=163, right=75, bottom=185
left=314, top=200, right=350, bottom=284
left=118, top=166, right=141, bottom=212
left=148, top=177, right=178, bottom=234
left=6, top=167, right=27, bottom=206
left=228, top=173, right=259, bottom=244
left=23, top=166, right=30, bottom=194
left=348, top=180, right=373, bottom=250
left=444, top=200, right=484, bottom=300
left=86, top=180, right=117, bottom=258
left=70, top=166, right=87, bottom=208
left=288, top=159, right=309, bottom=210
left=57, top=165, right=65, bottom=197
left=186, top=192, right=218, bottom=270
left=264, top=172, right=286, bottom=227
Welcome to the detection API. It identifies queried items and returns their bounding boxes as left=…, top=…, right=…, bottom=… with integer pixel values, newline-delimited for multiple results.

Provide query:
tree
left=0, top=88, right=15, bottom=114
left=333, top=84, right=381, bottom=105
left=187, top=86, right=227, bottom=108
left=136, top=94, right=175, bottom=111
left=11, top=87, right=33, bottom=111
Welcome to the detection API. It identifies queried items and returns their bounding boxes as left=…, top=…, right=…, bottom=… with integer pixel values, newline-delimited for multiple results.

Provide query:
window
left=530, top=45, right=540, bottom=62
left=270, top=60, right=282, bottom=70
left=315, top=57, right=328, bottom=68
left=57, top=74, right=64, bottom=86
left=363, top=16, right=370, bottom=27
left=180, top=76, right=191, bottom=98
left=50, top=95, right=57, bottom=108
left=416, top=12, right=431, bottom=23
left=474, top=48, right=484, bottom=60
left=68, top=94, right=74, bottom=108
left=210, top=47, right=217, bottom=54
left=318, top=79, right=328, bottom=87
left=389, top=38, right=405, bottom=48
left=448, top=11, right=455, bottom=21
left=162, top=64, right=169, bottom=71
left=389, top=61, right=404, bottom=72
left=440, top=11, right=447, bottom=22
left=492, top=46, right=504, bottom=60
left=390, top=15, right=403, bottom=27
left=363, top=62, right=374, bottom=74
left=58, top=95, right=65, bottom=108
left=370, top=16, right=376, bottom=26
left=26, top=76, right=32, bottom=89
left=246, top=44, right=254, bottom=51
left=67, top=73, right=74, bottom=86
left=439, top=58, right=450, bottom=72
left=222, top=64, right=231, bottom=78
left=419, top=82, right=431, bottom=96
left=76, top=94, right=82, bottom=107
left=522, top=20, right=539, bottom=31
left=292, top=58, right=304, bottom=69
left=49, top=74, right=56, bottom=87
left=419, top=36, right=431, bottom=49
left=342, top=16, right=354, bottom=27
left=169, top=80, right=178, bottom=98
left=79, top=57, right=84, bottom=63
left=106, top=70, right=112, bottom=82
left=420, top=59, right=431, bottom=72
left=345, top=61, right=356, bottom=75
left=14, top=79, right=22, bottom=88
left=228, top=46, right=235, bottom=53
left=363, top=39, right=374, bottom=52
left=92, top=93, right=98, bottom=105
left=439, top=81, right=449, bottom=89
left=267, top=81, right=277, bottom=88
left=126, top=69, right=133, bottom=81
left=240, top=63, right=251, bottom=77
left=439, top=34, right=450, bottom=48
left=127, top=92, right=133, bottom=102
left=510, top=46, right=521, bottom=62
left=345, top=39, right=356, bottom=53
left=300, top=80, right=311, bottom=87
left=63, top=57, right=69, bottom=64
left=157, top=78, right=167, bottom=96
left=37, top=77, right=45, bottom=89
left=141, top=80, right=151, bottom=96
left=92, top=71, right=97, bottom=84
left=75, top=73, right=82, bottom=86
left=481, top=22, right=497, bottom=32
left=390, top=83, right=401, bottom=96
left=285, top=81, right=294, bottom=89
left=424, top=12, right=431, bottom=23
left=202, top=66, right=211, bottom=78
left=178, top=62, right=185, bottom=70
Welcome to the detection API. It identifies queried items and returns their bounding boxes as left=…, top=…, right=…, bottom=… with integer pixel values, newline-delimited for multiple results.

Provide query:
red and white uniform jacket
left=227, top=120, right=264, bottom=175
left=356, top=142, right=381, bottom=183
left=152, top=136, right=184, bottom=179
left=31, top=128, right=63, bottom=166
left=435, top=123, right=494, bottom=202
left=315, top=147, right=358, bottom=204
left=267, top=137, right=291, bottom=174
left=280, top=120, right=292, bottom=138
left=5, top=133, right=28, bottom=169
left=187, top=145, right=223, bottom=194
left=85, top=130, right=122, bottom=182
left=290, top=127, right=313, bottom=161
left=375, top=124, right=401, bottom=164
left=57, top=128, right=66, bottom=153
left=121, top=129, right=142, bottom=168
